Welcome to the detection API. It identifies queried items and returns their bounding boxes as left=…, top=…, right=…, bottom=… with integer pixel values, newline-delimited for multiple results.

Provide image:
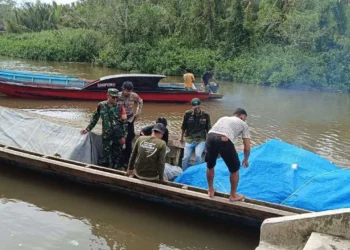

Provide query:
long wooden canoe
left=0, top=143, right=309, bottom=225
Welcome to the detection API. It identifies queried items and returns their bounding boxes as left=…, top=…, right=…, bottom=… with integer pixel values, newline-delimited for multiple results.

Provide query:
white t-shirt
left=209, top=116, right=250, bottom=143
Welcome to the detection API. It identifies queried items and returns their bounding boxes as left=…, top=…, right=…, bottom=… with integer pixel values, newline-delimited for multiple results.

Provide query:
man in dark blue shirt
left=201, top=68, right=218, bottom=92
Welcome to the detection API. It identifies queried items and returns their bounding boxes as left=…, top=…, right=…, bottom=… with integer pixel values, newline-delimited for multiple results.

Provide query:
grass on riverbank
left=1, top=29, right=350, bottom=92
left=0, top=29, right=103, bottom=62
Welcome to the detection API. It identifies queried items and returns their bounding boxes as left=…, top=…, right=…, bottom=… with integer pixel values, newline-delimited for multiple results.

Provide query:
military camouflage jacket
left=86, top=101, right=127, bottom=138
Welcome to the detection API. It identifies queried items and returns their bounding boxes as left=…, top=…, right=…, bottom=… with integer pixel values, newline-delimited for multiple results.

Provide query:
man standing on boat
left=81, top=88, right=127, bottom=169
left=206, top=108, right=251, bottom=202
left=180, top=98, right=211, bottom=171
left=183, top=69, right=196, bottom=91
left=127, top=123, right=167, bottom=181
left=118, top=81, right=143, bottom=168
left=201, top=68, right=218, bottom=92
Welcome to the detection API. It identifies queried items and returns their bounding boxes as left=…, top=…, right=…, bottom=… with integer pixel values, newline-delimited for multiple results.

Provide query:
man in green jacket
left=127, top=123, right=167, bottom=181
left=81, top=88, right=127, bottom=169
left=180, top=98, right=211, bottom=171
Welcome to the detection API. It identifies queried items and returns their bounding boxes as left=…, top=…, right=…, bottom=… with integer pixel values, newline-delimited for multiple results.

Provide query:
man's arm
left=84, top=105, right=101, bottom=132
left=128, top=138, right=140, bottom=171
left=242, top=138, right=251, bottom=168
left=119, top=116, right=128, bottom=145
left=135, top=93, right=143, bottom=116
left=157, top=142, right=167, bottom=181
left=180, top=113, right=187, bottom=142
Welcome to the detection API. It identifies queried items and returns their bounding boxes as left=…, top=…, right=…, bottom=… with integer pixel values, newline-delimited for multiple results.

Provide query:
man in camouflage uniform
left=81, top=88, right=127, bottom=169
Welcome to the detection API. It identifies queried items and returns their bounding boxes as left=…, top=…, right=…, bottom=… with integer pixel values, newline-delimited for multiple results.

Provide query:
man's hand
left=120, top=137, right=126, bottom=145
left=126, top=169, right=133, bottom=176
left=242, top=159, right=249, bottom=168
left=80, top=129, right=88, bottom=135
left=180, top=137, right=184, bottom=143
left=133, top=114, right=139, bottom=122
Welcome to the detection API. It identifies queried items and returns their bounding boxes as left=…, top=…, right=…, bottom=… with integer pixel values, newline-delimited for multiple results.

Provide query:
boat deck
left=0, top=143, right=309, bottom=225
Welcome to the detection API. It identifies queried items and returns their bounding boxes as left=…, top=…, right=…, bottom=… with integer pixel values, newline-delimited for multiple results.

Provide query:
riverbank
left=1, top=30, right=350, bottom=92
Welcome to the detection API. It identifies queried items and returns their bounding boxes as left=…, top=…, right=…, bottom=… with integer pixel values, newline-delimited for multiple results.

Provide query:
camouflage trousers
left=99, top=136, right=124, bottom=169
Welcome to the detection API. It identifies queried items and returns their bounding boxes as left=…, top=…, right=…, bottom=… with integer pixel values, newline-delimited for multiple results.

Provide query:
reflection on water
left=0, top=166, right=259, bottom=250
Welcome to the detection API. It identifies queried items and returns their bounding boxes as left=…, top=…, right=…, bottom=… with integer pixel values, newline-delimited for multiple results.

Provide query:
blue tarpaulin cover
left=174, top=139, right=350, bottom=212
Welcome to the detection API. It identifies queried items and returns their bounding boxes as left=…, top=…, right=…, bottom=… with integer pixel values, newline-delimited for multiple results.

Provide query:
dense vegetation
left=1, top=0, right=350, bottom=91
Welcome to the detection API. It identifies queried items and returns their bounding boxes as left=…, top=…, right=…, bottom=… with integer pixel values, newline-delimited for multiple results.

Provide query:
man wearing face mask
left=118, top=81, right=143, bottom=167
left=205, top=108, right=251, bottom=202
left=81, top=88, right=127, bottom=169
left=180, top=98, right=211, bottom=171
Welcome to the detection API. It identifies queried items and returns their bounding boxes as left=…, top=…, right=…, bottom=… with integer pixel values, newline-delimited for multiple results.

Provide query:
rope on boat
left=22, top=119, right=43, bottom=150
left=215, top=180, right=228, bottom=193
left=0, top=109, right=26, bottom=137
left=0, top=107, right=5, bottom=119
left=53, top=131, right=80, bottom=156
left=280, top=169, right=345, bottom=205
left=31, top=125, right=57, bottom=150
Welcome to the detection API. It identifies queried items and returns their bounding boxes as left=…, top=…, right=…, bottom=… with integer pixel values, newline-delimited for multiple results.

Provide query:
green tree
left=5, top=1, right=63, bottom=33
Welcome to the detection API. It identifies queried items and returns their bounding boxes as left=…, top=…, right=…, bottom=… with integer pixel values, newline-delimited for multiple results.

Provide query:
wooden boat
left=0, top=70, right=216, bottom=102
left=0, top=143, right=309, bottom=225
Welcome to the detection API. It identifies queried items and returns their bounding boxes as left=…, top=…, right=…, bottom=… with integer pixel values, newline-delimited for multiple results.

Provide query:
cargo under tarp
left=0, top=107, right=102, bottom=165
left=175, top=139, right=350, bottom=212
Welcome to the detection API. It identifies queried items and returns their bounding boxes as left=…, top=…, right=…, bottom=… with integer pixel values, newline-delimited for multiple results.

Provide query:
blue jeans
left=182, top=141, right=206, bottom=171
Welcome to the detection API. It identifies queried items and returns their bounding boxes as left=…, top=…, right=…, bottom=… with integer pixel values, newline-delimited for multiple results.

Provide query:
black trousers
left=205, top=133, right=240, bottom=173
left=123, top=121, right=135, bottom=166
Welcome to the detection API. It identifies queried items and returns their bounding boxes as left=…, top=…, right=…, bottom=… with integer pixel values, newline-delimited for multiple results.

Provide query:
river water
left=1, top=56, right=350, bottom=249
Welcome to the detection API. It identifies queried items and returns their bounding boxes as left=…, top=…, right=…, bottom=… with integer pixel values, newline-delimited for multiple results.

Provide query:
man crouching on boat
left=206, top=108, right=251, bottom=201
left=81, top=88, right=127, bottom=169
left=127, top=123, right=167, bottom=181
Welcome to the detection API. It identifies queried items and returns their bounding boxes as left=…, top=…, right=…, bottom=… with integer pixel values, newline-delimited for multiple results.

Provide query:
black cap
left=152, top=123, right=166, bottom=134
left=122, top=81, right=133, bottom=90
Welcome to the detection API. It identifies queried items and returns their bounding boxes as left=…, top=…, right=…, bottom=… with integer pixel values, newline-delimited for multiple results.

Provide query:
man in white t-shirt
left=205, top=108, right=251, bottom=201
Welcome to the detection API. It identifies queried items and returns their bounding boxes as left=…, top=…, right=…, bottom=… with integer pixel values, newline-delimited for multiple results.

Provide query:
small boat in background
left=159, top=82, right=223, bottom=100
left=0, top=70, right=222, bottom=102
left=0, top=69, right=89, bottom=86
